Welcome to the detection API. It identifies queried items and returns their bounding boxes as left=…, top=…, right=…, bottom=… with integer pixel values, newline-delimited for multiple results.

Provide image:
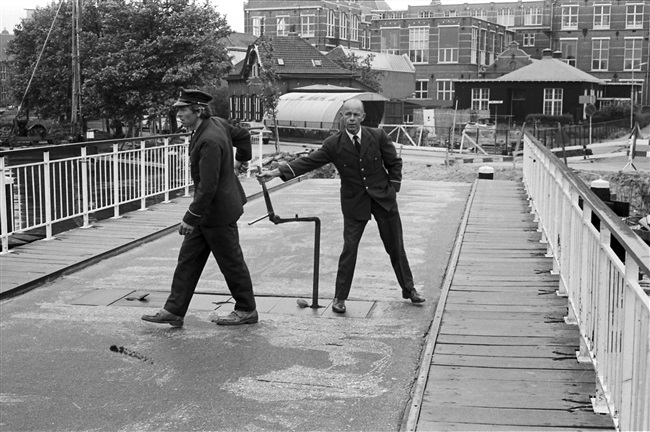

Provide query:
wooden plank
left=438, top=319, right=576, bottom=338
left=428, top=365, right=595, bottom=383
left=417, top=405, right=615, bottom=429
left=430, top=354, right=587, bottom=370
left=418, top=421, right=612, bottom=431
left=433, top=343, right=577, bottom=358
left=436, top=334, right=579, bottom=347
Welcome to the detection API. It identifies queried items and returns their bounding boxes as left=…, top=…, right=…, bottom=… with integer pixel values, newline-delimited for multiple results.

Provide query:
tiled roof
left=230, top=35, right=355, bottom=78
left=495, top=55, right=605, bottom=84
left=219, top=32, right=258, bottom=49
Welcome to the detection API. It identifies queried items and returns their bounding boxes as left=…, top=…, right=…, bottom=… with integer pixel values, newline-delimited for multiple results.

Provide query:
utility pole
left=71, top=0, right=82, bottom=138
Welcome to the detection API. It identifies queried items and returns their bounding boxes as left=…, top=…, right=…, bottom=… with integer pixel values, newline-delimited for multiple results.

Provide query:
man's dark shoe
left=332, top=298, right=346, bottom=313
left=213, top=309, right=259, bottom=326
left=142, top=309, right=184, bottom=327
left=402, top=289, right=426, bottom=303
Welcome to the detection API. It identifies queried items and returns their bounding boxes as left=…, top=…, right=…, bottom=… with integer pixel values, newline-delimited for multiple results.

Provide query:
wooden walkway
left=413, top=180, right=615, bottom=431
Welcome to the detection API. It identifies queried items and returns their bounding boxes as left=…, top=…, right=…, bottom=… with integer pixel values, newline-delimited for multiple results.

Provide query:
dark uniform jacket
left=278, top=126, right=402, bottom=221
left=183, top=117, right=251, bottom=227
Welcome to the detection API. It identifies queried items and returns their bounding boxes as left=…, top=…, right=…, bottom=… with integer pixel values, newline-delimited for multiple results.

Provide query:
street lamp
left=630, top=62, right=647, bottom=128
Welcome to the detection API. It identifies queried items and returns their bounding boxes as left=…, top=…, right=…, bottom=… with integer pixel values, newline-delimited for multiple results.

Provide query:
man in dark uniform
left=257, top=99, right=424, bottom=313
left=142, top=88, right=258, bottom=327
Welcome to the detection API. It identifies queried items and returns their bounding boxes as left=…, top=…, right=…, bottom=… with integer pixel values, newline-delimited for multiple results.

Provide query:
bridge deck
left=416, top=180, right=615, bottom=431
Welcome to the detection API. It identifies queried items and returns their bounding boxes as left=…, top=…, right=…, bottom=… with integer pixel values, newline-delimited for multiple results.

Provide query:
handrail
left=1, top=134, right=191, bottom=254
left=522, top=130, right=649, bottom=431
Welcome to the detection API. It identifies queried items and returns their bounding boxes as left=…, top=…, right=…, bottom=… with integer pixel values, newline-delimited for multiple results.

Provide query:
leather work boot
left=141, top=309, right=184, bottom=327
left=332, top=298, right=346, bottom=313
left=402, top=289, right=426, bottom=303
left=213, top=309, right=259, bottom=326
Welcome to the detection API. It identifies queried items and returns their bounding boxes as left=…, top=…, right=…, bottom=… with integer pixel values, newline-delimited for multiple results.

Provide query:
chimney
left=542, top=48, right=553, bottom=58
left=552, top=50, right=563, bottom=59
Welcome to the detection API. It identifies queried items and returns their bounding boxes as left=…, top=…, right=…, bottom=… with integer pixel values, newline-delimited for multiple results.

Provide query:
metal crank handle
left=248, top=213, right=270, bottom=225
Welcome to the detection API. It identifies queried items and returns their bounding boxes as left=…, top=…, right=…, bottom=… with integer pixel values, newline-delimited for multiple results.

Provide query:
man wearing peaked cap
left=142, top=88, right=259, bottom=327
left=173, top=87, right=213, bottom=107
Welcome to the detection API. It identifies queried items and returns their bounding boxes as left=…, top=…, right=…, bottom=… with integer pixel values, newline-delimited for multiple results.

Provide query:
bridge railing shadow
left=523, top=131, right=649, bottom=431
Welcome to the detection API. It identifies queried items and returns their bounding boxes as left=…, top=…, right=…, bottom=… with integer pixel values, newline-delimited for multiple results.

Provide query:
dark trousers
left=334, top=199, right=414, bottom=300
left=164, top=223, right=256, bottom=316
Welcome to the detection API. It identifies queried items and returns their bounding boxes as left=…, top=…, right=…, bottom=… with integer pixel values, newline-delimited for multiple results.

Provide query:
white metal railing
left=0, top=134, right=191, bottom=254
left=522, top=131, right=649, bottom=431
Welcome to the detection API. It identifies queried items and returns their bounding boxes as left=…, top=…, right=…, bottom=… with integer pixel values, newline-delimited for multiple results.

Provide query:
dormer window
left=312, top=59, right=322, bottom=67
left=277, top=58, right=285, bottom=65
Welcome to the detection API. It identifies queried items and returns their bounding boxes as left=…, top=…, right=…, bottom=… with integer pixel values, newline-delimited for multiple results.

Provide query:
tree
left=8, top=0, right=233, bottom=137
left=255, top=36, right=282, bottom=152
left=331, top=52, right=383, bottom=93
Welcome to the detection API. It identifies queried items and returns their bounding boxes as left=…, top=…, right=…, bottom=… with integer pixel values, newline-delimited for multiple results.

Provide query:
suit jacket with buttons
left=278, top=126, right=402, bottom=220
left=183, top=117, right=251, bottom=227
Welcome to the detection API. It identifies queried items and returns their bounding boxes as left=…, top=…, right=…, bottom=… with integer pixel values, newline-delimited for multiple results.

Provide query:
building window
left=626, top=3, right=644, bottom=29
left=524, top=7, right=542, bottom=26
left=249, top=61, right=260, bottom=78
left=438, top=26, right=458, bottom=64
left=593, top=4, right=610, bottom=30
left=252, top=17, right=264, bottom=37
left=559, top=39, right=578, bottom=67
left=523, top=32, right=535, bottom=47
left=381, top=27, right=400, bottom=54
left=415, top=79, right=428, bottom=99
left=301, top=15, right=315, bottom=37
left=479, top=29, right=487, bottom=65
left=437, top=80, right=454, bottom=101
left=327, top=9, right=336, bottom=37
left=409, top=26, right=429, bottom=63
left=470, top=9, right=486, bottom=18
left=351, top=15, right=359, bottom=41
left=543, top=88, right=563, bottom=116
left=592, top=39, right=609, bottom=71
left=624, top=37, right=643, bottom=71
left=561, top=5, right=578, bottom=30
left=362, top=29, right=368, bottom=49
left=253, top=95, right=262, bottom=122
left=471, top=27, right=478, bottom=64
left=340, top=13, right=348, bottom=40
left=497, top=8, right=514, bottom=27
left=444, top=10, right=457, bottom=17
left=471, top=88, right=489, bottom=111
left=277, top=16, right=289, bottom=36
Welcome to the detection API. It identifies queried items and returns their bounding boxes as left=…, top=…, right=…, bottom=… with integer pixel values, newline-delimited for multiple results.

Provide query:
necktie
left=353, top=135, right=361, bottom=153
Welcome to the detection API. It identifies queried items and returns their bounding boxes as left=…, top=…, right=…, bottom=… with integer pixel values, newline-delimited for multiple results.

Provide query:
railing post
left=163, top=137, right=171, bottom=203
left=0, top=156, right=9, bottom=254
left=140, top=140, right=146, bottom=210
left=43, top=151, right=53, bottom=240
left=111, top=143, right=121, bottom=219
left=183, top=136, right=191, bottom=197
left=80, top=146, right=91, bottom=228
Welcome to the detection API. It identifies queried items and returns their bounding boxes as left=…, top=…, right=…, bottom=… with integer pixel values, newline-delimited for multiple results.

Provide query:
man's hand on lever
left=256, top=168, right=280, bottom=184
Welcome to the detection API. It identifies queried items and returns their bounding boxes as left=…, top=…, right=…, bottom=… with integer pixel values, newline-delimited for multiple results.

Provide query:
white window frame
left=252, top=17, right=264, bottom=37
left=381, top=27, right=400, bottom=55
left=415, top=79, right=429, bottom=99
left=543, top=88, right=563, bottom=116
left=301, top=14, right=315, bottom=37
left=276, top=16, right=289, bottom=36
left=470, top=27, right=478, bottom=64
left=437, top=80, right=454, bottom=101
left=624, top=37, right=643, bottom=71
left=560, top=38, right=578, bottom=67
left=438, top=25, right=458, bottom=64
left=471, top=88, right=489, bottom=111
left=626, top=3, right=644, bottom=29
left=340, top=12, right=348, bottom=40
left=524, top=7, right=542, bottom=26
left=327, top=9, right=336, bottom=38
left=523, top=32, right=535, bottom=47
left=592, top=38, right=609, bottom=71
left=593, top=4, right=611, bottom=30
left=496, top=8, right=514, bottom=27
left=409, top=26, right=430, bottom=64
left=351, top=15, right=359, bottom=41
left=561, top=5, right=579, bottom=30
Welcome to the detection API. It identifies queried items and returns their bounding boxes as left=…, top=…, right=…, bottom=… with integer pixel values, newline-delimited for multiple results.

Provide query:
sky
left=0, top=0, right=497, bottom=35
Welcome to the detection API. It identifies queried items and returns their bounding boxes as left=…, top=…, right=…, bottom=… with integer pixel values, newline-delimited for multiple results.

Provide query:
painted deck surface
left=417, top=180, right=615, bottom=431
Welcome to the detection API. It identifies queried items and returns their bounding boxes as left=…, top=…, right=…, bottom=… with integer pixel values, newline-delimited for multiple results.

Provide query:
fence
left=530, top=118, right=630, bottom=149
left=522, top=131, right=649, bottom=431
left=0, top=135, right=191, bottom=254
